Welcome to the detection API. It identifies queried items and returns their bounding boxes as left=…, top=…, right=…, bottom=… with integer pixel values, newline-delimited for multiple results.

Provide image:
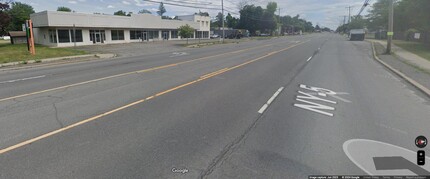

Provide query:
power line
left=143, top=0, right=222, bottom=10
left=164, top=0, right=213, bottom=5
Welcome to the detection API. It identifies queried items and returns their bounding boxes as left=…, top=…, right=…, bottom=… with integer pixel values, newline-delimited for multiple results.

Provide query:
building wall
left=30, top=11, right=201, bottom=30
left=34, top=28, right=192, bottom=47
left=30, top=11, right=210, bottom=47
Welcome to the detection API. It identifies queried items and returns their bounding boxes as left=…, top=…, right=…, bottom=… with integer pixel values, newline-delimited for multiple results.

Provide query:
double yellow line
left=0, top=40, right=309, bottom=155
left=0, top=41, right=289, bottom=103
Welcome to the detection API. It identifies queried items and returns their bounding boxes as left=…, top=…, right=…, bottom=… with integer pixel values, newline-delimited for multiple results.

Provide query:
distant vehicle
left=259, top=33, right=270, bottom=36
left=210, top=34, right=220, bottom=39
left=1, top=36, right=11, bottom=40
left=213, top=29, right=249, bottom=39
left=349, top=29, right=365, bottom=41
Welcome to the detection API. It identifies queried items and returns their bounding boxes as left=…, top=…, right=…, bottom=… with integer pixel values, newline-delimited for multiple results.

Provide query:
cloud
left=122, top=1, right=131, bottom=5
left=107, top=5, right=115, bottom=8
left=77, top=0, right=86, bottom=2
left=134, top=0, right=151, bottom=7
left=68, top=1, right=77, bottom=4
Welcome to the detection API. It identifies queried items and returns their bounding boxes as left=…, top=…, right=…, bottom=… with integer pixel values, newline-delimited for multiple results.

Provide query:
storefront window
left=58, top=29, right=70, bottom=43
left=111, top=30, right=124, bottom=40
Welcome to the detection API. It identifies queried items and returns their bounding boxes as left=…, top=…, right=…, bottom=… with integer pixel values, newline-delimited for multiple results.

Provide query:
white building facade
left=30, top=11, right=210, bottom=47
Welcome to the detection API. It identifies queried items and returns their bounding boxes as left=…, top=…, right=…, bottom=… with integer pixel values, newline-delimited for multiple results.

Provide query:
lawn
left=0, top=43, right=88, bottom=64
left=393, top=40, right=430, bottom=62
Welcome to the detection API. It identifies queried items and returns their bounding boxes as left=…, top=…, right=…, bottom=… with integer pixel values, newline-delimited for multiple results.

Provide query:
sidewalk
left=369, top=39, right=430, bottom=71
left=368, top=39, right=430, bottom=96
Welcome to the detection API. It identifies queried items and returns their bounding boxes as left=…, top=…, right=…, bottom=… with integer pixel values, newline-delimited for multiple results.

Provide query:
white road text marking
left=293, top=84, right=347, bottom=117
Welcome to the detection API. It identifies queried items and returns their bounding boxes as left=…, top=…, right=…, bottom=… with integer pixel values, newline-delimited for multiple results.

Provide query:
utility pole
left=343, top=15, right=347, bottom=33
left=343, top=16, right=346, bottom=26
left=278, top=8, right=281, bottom=35
left=221, top=0, right=224, bottom=43
left=386, top=0, right=394, bottom=54
left=346, top=6, right=352, bottom=24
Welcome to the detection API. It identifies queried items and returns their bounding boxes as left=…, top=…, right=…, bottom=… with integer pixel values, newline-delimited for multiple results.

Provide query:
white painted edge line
left=0, top=75, right=46, bottom=84
left=258, top=87, right=284, bottom=114
left=306, top=56, right=312, bottom=62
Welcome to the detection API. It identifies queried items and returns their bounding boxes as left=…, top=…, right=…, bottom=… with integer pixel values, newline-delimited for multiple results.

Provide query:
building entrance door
left=90, top=30, right=105, bottom=44
left=143, top=31, right=148, bottom=41
left=163, top=31, right=169, bottom=40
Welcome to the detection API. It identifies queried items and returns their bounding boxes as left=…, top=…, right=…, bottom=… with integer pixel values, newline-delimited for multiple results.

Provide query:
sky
left=18, top=0, right=371, bottom=30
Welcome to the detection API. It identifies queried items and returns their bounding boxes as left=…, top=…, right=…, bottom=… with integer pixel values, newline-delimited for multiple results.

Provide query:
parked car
left=210, top=34, right=220, bottom=39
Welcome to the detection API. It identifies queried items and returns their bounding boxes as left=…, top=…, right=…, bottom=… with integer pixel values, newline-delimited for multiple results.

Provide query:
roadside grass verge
left=393, top=40, right=430, bottom=62
left=0, top=43, right=88, bottom=64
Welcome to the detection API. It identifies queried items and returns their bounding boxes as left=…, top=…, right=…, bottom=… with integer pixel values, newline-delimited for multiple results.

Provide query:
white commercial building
left=30, top=11, right=211, bottom=47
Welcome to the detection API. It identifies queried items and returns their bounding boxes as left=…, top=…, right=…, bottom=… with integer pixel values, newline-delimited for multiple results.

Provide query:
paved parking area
left=73, top=39, right=229, bottom=57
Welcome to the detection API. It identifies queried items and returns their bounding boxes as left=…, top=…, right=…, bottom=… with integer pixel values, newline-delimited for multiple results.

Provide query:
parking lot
left=73, top=38, right=243, bottom=57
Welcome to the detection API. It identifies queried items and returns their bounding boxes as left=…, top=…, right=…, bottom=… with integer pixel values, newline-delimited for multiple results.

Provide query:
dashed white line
left=0, top=75, right=47, bottom=84
left=258, top=87, right=284, bottom=114
left=307, top=56, right=312, bottom=61
left=258, top=104, right=269, bottom=114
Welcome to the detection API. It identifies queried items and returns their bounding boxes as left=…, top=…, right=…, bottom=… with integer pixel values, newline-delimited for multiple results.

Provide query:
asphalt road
left=0, top=33, right=429, bottom=178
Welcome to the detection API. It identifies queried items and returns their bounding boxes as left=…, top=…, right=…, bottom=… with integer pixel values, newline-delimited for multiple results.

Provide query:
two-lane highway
left=0, top=33, right=429, bottom=178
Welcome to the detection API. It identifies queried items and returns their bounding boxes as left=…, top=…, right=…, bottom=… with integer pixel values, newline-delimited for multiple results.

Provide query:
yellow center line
left=0, top=40, right=292, bottom=103
left=0, top=40, right=309, bottom=155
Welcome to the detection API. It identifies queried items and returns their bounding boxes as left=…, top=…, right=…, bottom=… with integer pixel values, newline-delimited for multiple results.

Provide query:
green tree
left=157, top=2, right=166, bottom=16
left=366, top=0, right=389, bottom=30
left=0, top=1, right=11, bottom=35
left=138, top=9, right=151, bottom=14
left=262, top=2, right=277, bottom=33
left=8, top=2, right=34, bottom=31
left=57, top=6, right=72, bottom=12
left=114, top=10, right=127, bottom=16
left=216, top=12, right=224, bottom=28
left=238, top=5, right=263, bottom=35
left=178, top=24, right=194, bottom=44
left=226, top=13, right=238, bottom=28
left=348, top=15, right=366, bottom=29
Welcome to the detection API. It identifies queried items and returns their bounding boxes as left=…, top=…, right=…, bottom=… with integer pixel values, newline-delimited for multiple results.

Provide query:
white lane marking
left=294, top=98, right=334, bottom=116
left=0, top=75, right=46, bottom=84
left=376, top=123, right=408, bottom=135
left=306, top=56, right=312, bottom=62
left=258, top=87, right=284, bottom=114
left=258, top=104, right=269, bottom=114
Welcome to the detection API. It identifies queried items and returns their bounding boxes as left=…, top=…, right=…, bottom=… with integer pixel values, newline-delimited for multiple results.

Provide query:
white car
left=210, top=34, right=220, bottom=39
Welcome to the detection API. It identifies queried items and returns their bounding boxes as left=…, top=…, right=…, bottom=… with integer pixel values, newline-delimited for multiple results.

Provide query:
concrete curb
left=0, top=53, right=116, bottom=68
left=370, top=41, right=430, bottom=98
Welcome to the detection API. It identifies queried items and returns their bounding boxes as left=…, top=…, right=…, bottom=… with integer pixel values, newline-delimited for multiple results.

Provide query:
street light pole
left=221, top=0, right=224, bottom=43
left=386, top=0, right=394, bottom=54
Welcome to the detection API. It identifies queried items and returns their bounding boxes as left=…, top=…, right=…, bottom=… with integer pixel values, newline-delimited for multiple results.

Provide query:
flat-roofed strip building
left=30, top=11, right=210, bottom=47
